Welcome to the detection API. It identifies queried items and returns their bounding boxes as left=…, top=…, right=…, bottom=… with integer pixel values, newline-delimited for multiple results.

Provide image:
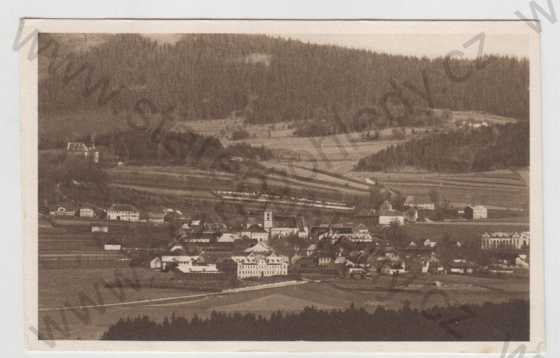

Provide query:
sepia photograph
left=20, top=19, right=544, bottom=352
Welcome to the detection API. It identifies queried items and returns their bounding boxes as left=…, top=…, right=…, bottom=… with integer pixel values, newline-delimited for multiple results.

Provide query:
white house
left=51, top=204, right=76, bottom=217
left=448, top=259, right=475, bottom=275
left=104, top=243, right=122, bottom=251
left=378, top=210, right=405, bottom=225
left=78, top=206, right=95, bottom=218
left=176, top=262, right=219, bottom=274
left=91, top=224, right=108, bottom=233
left=218, top=232, right=240, bottom=243
left=106, top=204, right=140, bottom=222
left=417, top=202, right=436, bottom=210
left=424, top=239, right=438, bottom=248
left=464, top=205, right=488, bottom=220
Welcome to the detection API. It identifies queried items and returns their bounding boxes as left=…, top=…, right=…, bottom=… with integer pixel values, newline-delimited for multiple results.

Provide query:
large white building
left=106, top=204, right=140, bottom=222
left=481, top=232, right=530, bottom=250
left=230, top=252, right=289, bottom=279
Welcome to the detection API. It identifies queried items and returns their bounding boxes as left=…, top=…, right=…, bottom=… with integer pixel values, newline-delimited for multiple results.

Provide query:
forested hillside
left=356, top=122, right=529, bottom=172
left=39, top=33, right=529, bottom=129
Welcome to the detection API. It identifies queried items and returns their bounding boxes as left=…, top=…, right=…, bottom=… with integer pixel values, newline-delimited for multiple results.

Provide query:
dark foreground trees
left=101, top=300, right=528, bottom=341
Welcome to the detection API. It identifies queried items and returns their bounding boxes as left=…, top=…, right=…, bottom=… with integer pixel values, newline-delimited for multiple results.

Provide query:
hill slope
left=38, top=33, right=529, bottom=136
left=355, top=122, right=529, bottom=173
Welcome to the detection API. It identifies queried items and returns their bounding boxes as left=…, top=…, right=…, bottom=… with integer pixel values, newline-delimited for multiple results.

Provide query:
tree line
left=39, top=33, right=529, bottom=130
left=356, top=122, right=529, bottom=172
left=100, top=300, right=528, bottom=341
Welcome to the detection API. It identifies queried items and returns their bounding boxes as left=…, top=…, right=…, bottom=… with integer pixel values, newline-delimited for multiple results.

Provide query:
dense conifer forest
left=100, top=300, right=529, bottom=341
left=356, top=122, right=529, bottom=172
left=39, top=33, right=529, bottom=127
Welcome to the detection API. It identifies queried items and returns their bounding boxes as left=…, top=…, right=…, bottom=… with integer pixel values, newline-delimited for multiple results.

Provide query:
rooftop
left=108, top=204, right=139, bottom=212
left=66, top=142, right=90, bottom=152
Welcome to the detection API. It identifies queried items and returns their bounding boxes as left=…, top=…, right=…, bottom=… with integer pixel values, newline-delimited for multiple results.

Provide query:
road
left=38, top=279, right=309, bottom=312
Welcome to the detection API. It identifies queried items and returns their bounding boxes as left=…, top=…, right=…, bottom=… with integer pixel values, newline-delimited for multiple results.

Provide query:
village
left=43, top=188, right=530, bottom=291
left=25, top=27, right=540, bottom=345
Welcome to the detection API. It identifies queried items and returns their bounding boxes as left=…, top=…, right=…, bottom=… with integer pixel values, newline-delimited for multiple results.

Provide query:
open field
left=349, top=169, right=529, bottom=210
left=109, top=164, right=368, bottom=197
left=38, top=267, right=528, bottom=340
left=403, top=222, right=530, bottom=243
left=108, top=163, right=529, bottom=213
left=42, top=110, right=528, bottom=213
left=107, top=163, right=370, bottom=209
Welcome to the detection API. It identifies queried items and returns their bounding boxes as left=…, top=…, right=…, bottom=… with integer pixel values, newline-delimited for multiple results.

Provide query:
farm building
left=404, top=196, right=435, bottom=210
left=174, top=255, right=220, bottom=274
left=147, top=212, right=166, bottom=225
left=464, top=205, right=488, bottom=220
left=315, top=223, right=372, bottom=242
left=217, top=232, right=240, bottom=243
left=448, top=259, right=476, bottom=275
left=66, top=141, right=99, bottom=163
left=481, top=231, right=530, bottom=250
left=106, top=204, right=140, bottom=222
left=103, top=243, right=122, bottom=251
left=50, top=203, right=76, bottom=216
left=417, top=202, right=436, bottom=210
left=152, top=255, right=205, bottom=272
left=91, top=224, right=108, bottom=233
